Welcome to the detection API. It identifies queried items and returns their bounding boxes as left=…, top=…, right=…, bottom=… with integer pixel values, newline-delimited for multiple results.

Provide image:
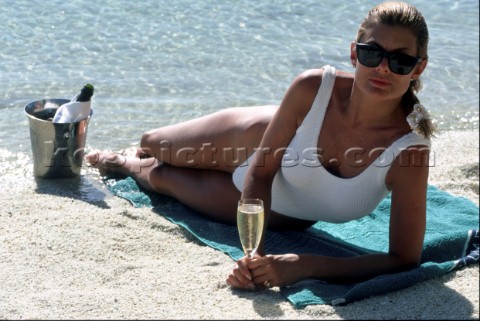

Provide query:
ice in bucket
left=24, top=98, right=93, bottom=178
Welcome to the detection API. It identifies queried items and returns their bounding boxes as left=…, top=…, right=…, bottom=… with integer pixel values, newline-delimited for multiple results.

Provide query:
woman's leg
left=86, top=105, right=315, bottom=229
left=149, top=164, right=316, bottom=229
left=149, top=165, right=241, bottom=224
left=86, top=151, right=315, bottom=229
left=140, top=105, right=277, bottom=172
left=87, top=105, right=274, bottom=220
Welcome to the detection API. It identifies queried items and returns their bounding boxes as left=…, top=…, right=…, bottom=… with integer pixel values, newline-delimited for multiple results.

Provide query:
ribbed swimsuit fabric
left=232, top=65, right=430, bottom=223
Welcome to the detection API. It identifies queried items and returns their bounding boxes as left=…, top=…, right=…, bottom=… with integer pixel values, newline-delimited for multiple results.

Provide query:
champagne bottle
left=52, top=84, right=94, bottom=123
left=72, top=83, right=94, bottom=102
left=35, top=84, right=95, bottom=121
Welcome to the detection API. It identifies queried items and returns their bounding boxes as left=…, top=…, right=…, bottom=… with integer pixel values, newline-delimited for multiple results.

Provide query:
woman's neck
left=345, top=90, right=404, bottom=129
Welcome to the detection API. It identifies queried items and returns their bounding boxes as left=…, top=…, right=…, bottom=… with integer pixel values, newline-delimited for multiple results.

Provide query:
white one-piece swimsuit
left=232, top=65, right=430, bottom=223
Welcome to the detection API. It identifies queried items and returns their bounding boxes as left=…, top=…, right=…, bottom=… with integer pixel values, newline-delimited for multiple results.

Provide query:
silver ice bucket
left=24, top=98, right=93, bottom=178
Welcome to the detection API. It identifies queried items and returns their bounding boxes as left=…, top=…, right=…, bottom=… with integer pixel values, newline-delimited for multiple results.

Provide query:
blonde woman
left=87, top=2, right=436, bottom=289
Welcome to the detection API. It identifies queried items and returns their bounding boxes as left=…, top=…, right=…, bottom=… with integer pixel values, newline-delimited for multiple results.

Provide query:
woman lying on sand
left=87, top=1, right=436, bottom=290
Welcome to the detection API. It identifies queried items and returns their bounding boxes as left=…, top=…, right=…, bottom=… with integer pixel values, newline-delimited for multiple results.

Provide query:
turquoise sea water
left=1, top=0, right=478, bottom=156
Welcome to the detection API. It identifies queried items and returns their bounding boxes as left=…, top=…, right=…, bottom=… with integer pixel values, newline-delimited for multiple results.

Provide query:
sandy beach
left=0, top=129, right=478, bottom=320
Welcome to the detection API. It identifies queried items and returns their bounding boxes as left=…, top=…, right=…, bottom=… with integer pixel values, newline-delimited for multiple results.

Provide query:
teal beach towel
left=105, top=177, right=479, bottom=307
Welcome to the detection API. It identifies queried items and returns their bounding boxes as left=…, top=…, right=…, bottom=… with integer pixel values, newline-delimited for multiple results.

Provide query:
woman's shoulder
left=295, top=66, right=354, bottom=88
left=288, top=66, right=354, bottom=110
left=335, top=69, right=355, bottom=81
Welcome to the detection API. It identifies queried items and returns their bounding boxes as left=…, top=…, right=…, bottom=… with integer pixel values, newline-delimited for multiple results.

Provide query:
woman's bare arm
left=245, top=146, right=430, bottom=287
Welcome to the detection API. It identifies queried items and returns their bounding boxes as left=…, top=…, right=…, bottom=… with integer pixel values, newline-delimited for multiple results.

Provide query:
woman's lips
left=369, top=77, right=391, bottom=88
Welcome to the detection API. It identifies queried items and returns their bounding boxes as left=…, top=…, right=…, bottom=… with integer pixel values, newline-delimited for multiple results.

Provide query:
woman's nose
left=376, top=57, right=390, bottom=73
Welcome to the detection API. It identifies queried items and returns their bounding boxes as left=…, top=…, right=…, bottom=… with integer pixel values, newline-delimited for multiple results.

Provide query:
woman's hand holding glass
left=227, top=198, right=265, bottom=289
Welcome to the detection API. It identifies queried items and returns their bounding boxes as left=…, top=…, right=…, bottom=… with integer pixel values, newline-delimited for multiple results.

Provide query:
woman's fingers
left=226, top=255, right=285, bottom=290
left=249, top=254, right=302, bottom=288
left=226, top=259, right=255, bottom=289
left=247, top=255, right=273, bottom=286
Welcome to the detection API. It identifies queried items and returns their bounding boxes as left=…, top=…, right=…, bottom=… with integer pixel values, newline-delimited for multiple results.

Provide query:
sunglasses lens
left=388, top=54, right=418, bottom=75
left=356, top=44, right=420, bottom=75
left=357, top=46, right=383, bottom=67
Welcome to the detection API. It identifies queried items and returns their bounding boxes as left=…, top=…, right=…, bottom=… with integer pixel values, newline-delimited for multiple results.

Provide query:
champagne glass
left=237, top=198, right=265, bottom=258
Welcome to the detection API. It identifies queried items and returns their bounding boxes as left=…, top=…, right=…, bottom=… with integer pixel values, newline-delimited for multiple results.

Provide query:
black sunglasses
left=355, top=43, right=422, bottom=75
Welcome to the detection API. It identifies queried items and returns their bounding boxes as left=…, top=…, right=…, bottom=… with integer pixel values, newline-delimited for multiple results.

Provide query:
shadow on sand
left=34, top=174, right=112, bottom=209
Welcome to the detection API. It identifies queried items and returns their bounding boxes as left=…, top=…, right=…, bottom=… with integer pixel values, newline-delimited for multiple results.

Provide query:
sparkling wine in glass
left=237, top=198, right=265, bottom=258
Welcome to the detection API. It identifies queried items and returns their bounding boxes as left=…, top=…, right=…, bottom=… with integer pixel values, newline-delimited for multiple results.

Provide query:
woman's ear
left=411, top=58, right=428, bottom=81
left=350, top=41, right=357, bottom=67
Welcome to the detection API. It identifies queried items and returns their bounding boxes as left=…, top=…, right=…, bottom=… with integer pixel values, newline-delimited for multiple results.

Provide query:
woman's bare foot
left=85, top=150, right=131, bottom=178
left=117, top=146, right=148, bottom=158
left=86, top=148, right=159, bottom=191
